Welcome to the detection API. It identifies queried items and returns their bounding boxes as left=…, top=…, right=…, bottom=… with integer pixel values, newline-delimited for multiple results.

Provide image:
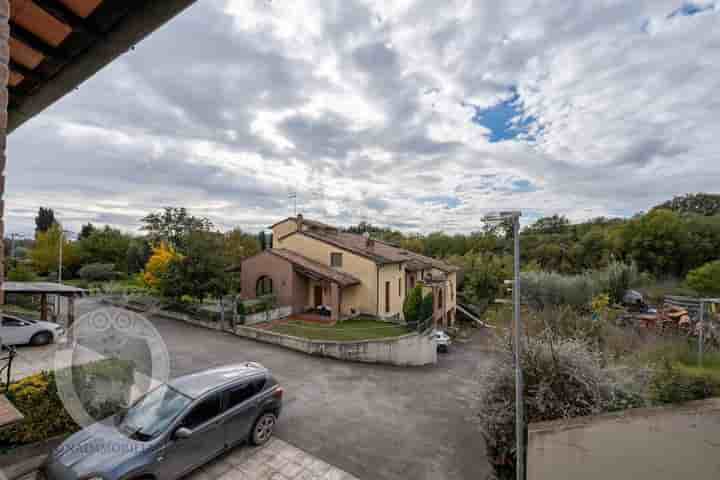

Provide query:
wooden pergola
left=4, top=281, right=84, bottom=325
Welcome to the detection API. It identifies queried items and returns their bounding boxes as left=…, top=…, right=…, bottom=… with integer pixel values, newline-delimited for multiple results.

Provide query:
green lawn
left=268, top=315, right=410, bottom=341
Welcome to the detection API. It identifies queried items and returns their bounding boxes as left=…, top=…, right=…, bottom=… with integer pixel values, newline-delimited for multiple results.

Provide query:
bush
left=649, top=360, right=720, bottom=404
left=686, top=260, right=720, bottom=296
left=477, top=331, right=642, bottom=477
left=7, top=263, right=38, bottom=282
left=0, top=360, right=134, bottom=446
left=78, top=263, right=118, bottom=282
left=403, top=285, right=423, bottom=324
left=521, top=271, right=599, bottom=310
left=599, top=261, right=638, bottom=305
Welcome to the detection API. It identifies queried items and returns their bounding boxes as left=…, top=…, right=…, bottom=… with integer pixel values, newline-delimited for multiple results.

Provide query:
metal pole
left=699, top=301, right=705, bottom=367
left=56, top=230, right=64, bottom=315
left=513, top=217, right=525, bottom=480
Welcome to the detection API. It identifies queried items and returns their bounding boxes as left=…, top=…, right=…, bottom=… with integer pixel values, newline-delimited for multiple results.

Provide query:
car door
left=158, top=392, right=225, bottom=479
left=223, top=378, right=264, bottom=447
left=1, top=316, right=32, bottom=345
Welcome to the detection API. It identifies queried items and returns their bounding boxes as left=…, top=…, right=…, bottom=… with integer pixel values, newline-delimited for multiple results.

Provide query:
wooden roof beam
left=10, top=21, right=68, bottom=60
left=31, top=0, right=103, bottom=40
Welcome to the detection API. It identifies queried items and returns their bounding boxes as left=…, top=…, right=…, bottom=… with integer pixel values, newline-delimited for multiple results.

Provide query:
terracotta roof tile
left=269, top=249, right=361, bottom=287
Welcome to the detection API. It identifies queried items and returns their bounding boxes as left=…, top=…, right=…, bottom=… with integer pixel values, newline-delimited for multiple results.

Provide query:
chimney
left=296, top=214, right=304, bottom=231
left=364, top=231, right=375, bottom=248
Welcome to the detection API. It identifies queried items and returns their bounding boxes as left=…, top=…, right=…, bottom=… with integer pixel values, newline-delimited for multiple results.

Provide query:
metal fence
left=664, top=295, right=720, bottom=365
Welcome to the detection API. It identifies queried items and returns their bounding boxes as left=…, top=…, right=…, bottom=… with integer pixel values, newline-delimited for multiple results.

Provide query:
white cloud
left=6, top=0, right=719, bottom=236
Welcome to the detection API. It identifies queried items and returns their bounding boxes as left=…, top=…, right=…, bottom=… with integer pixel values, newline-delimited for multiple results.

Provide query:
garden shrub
left=78, top=263, right=118, bottom=282
left=0, top=359, right=134, bottom=446
left=521, top=271, right=599, bottom=311
left=7, top=264, right=38, bottom=282
left=478, top=331, right=642, bottom=478
left=649, top=360, right=720, bottom=404
left=686, top=260, right=720, bottom=296
left=403, top=285, right=423, bottom=324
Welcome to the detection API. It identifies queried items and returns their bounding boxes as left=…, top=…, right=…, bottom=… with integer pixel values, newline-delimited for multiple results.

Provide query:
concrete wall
left=275, top=233, right=379, bottom=317
left=244, top=305, right=292, bottom=326
left=236, top=326, right=437, bottom=366
left=528, top=398, right=720, bottom=480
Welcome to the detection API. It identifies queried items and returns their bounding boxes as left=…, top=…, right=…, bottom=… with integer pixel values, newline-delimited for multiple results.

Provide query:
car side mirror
left=174, top=427, right=193, bottom=440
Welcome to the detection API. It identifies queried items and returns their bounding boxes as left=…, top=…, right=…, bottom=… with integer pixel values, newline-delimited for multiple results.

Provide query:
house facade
left=239, top=215, right=459, bottom=328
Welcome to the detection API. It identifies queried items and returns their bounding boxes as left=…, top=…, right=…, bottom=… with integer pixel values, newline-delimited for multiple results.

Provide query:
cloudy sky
left=7, top=0, right=720, bottom=236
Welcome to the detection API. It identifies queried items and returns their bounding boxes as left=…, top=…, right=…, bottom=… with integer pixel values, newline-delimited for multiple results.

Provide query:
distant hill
left=653, top=193, right=720, bottom=216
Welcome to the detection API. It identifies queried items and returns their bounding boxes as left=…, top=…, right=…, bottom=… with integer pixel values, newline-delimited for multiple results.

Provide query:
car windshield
left=117, top=384, right=191, bottom=441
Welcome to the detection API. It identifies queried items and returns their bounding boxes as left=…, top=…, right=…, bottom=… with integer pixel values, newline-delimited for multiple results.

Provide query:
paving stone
left=218, top=468, right=249, bottom=480
left=307, top=459, right=333, bottom=476
left=204, top=459, right=234, bottom=478
left=280, top=461, right=305, bottom=478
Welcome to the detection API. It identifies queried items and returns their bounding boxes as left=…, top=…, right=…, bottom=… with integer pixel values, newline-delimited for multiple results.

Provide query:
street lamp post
left=56, top=229, right=74, bottom=317
left=483, top=210, right=524, bottom=480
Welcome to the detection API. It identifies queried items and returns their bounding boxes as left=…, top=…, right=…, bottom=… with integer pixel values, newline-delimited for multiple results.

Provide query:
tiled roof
left=269, top=249, right=361, bottom=287
left=298, top=224, right=460, bottom=273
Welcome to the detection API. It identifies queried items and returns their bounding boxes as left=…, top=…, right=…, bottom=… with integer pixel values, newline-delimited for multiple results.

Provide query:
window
left=256, top=276, right=273, bottom=296
left=450, top=282, right=454, bottom=301
left=118, top=384, right=191, bottom=440
left=331, top=252, right=343, bottom=267
left=438, top=290, right=443, bottom=310
left=398, top=278, right=402, bottom=296
left=183, top=394, right=222, bottom=430
left=2, top=317, right=25, bottom=327
left=226, top=379, right=266, bottom=410
left=385, top=281, right=391, bottom=313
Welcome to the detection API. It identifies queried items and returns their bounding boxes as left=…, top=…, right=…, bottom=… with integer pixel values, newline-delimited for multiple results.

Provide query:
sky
left=7, top=0, right=720, bottom=236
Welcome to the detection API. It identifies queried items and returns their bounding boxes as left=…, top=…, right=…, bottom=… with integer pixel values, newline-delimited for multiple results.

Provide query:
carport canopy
left=3, top=281, right=84, bottom=324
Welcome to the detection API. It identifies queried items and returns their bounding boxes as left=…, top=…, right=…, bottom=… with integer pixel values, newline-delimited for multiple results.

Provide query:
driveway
left=72, top=298, right=494, bottom=480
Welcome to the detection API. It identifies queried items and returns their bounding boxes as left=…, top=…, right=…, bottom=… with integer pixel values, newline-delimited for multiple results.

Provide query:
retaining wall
left=100, top=298, right=436, bottom=366
left=244, top=305, right=292, bottom=326
left=234, top=326, right=437, bottom=366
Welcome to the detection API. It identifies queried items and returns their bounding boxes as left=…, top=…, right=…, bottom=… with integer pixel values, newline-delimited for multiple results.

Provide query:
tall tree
left=78, top=223, right=96, bottom=240
left=225, top=228, right=261, bottom=262
left=76, top=226, right=132, bottom=271
left=140, top=207, right=213, bottom=251
left=29, top=224, right=80, bottom=275
left=34, top=207, right=56, bottom=234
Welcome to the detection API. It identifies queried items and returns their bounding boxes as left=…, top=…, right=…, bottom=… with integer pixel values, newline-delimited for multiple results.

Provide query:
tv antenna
left=288, top=191, right=298, bottom=216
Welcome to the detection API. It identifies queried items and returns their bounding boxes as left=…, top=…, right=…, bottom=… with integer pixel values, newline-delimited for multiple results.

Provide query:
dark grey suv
left=40, top=362, right=283, bottom=480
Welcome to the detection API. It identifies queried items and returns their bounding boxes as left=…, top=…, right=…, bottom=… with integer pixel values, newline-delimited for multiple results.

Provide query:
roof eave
left=8, top=0, right=198, bottom=133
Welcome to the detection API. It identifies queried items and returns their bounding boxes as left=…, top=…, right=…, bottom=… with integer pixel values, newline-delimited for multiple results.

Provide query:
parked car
left=432, top=329, right=452, bottom=353
left=40, top=363, right=283, bottom=480
left=0, top=314, right=64, bottom=346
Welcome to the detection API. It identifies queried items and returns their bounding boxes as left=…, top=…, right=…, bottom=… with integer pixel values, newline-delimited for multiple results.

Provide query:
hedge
left=0, top=359, right=134, bottom=446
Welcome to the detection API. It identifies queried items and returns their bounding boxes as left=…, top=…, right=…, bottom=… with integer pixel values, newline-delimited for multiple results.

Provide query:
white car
left=1, top=315, right=65, bottom=346
left=432, top=329, right=452, bottom=353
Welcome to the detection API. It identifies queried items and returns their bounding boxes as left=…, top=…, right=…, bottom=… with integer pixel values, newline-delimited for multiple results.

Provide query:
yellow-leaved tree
left=142, top=242, right=181, bottom=289
left=29, top=224, right=80, bottom=275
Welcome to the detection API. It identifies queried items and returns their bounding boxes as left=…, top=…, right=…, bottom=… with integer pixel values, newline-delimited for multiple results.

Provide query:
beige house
left=240, top=215, right=459, bottom=328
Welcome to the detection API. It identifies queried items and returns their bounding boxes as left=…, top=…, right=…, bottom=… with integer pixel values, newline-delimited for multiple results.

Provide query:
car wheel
left=250, top=412, right=277, bottom=446
left=30, top=331, right=53, bottom=346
